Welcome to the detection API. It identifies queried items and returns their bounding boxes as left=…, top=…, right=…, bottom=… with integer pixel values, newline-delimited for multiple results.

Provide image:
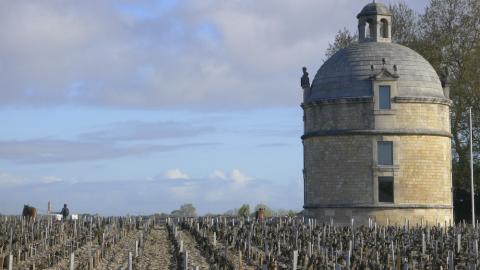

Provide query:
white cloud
left=165, top=168, right=190, bottom=180
left=230, top=169, right=252, bottom=187
left=208, top=169, right=252, bottom=187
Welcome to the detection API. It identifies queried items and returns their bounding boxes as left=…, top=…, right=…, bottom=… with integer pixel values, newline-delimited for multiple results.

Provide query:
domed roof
left=309, top=42, right=445, bottom=100
left=357, top=2, right=391, bottom=18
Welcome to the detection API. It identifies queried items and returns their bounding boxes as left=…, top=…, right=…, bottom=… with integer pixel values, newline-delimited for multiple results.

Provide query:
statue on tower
left=301, top=67, right=311, bottom=101
left=301, top=67, right=310, bottom=89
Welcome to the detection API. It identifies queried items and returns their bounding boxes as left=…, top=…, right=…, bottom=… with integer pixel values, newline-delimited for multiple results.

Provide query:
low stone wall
left=304, top=207, right=453, bottom=226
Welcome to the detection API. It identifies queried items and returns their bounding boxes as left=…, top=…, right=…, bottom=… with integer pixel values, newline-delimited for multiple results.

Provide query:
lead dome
left=309, top=42, right=445, bottom=100
left=357, top=2, right=392, bottom=17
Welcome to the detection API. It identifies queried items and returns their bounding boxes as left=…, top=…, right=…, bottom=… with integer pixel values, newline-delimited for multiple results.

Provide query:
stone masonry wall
left=394, top=103, right=450, bottom=132
left=304, top=101, right=373, bottom=132
left=304, top=207, right=453, bottom=226
left=395, top=135, right=452, bottom=205
left=304, top=135, right=373, bottom=205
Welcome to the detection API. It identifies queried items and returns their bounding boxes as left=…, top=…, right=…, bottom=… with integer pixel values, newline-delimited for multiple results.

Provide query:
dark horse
left=22, top=205, right=37, bottom=220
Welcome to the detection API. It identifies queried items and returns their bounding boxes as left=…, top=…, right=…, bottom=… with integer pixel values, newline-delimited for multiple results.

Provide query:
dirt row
left=178, top=229, right=210, bottom=269
left=210, top=233, right=256, bottom=270
left=135, top=226, right=175, bottom=270
left=96, top=230, right=139, bottom=270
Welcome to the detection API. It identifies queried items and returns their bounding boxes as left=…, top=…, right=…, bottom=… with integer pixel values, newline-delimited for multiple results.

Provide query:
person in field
left=60, top=203, right=69, bottom=220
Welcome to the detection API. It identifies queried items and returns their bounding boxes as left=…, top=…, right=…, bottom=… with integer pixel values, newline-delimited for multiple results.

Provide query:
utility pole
left=470, top=107, right=475, bottom=227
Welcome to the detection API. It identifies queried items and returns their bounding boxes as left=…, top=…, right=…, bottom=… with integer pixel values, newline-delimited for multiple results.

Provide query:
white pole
left=8, top=254, right=13, bottom=270
left=135, top=240, right=138, bottom=257
left=292, top=250, right=298, bottom=270
left=471, top=107, right=476, bottom=228
left=70, top=252, right=75, bottom=270
left=128, top=252, right=132, bottom=270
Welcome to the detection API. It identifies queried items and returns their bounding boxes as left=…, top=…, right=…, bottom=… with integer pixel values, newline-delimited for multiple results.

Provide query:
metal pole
left=471, top=107, right=475, bottom=228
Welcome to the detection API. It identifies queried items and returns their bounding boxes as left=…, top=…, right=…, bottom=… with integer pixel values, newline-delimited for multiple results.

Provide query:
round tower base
left=303, top=207, right=453, bottom=227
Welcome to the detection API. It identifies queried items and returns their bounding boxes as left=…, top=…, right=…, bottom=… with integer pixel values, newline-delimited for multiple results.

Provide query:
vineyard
left=1, top=215, right=480, bottom=269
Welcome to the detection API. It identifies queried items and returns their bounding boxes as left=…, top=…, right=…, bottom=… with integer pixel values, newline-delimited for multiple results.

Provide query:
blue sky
left=0, top=0, right=428, bottom=215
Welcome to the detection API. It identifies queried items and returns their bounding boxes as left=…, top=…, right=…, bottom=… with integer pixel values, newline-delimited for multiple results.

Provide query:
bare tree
left=324, top=28, right=357, bottom=59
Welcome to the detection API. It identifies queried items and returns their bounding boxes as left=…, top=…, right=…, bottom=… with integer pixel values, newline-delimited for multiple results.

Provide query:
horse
left=22, top=205, right=37, bottom=220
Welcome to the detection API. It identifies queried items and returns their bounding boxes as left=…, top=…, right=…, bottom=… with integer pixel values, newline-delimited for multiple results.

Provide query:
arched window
left=380, top=19, right=389, bottom=38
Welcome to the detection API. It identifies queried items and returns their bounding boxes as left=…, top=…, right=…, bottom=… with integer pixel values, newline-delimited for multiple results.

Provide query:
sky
left=0, top=0, right=429, bottom=216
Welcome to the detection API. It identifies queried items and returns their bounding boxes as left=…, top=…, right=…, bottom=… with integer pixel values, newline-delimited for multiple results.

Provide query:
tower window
left=366, top=19, right=375, bottom=38
left=380, top=19, right=389, bottom=38
left=378, top=176, right=394, bottom=203
left=378, top=141, right=393, bottom=165
left=379, top=85, right=391, bottom=109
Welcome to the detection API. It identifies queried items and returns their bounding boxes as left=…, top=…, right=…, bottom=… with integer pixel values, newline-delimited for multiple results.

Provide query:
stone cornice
left=393, top=96, right=452, bottom=106
left=301, top=96, right=373, bottom=108
left=301, top=96, right=452, bottom=108
left=304, top=204, right=452, bottom=209
left=302, top=129, right=452, bottom=139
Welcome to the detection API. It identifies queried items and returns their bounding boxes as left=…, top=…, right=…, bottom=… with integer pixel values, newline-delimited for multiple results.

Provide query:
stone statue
left=301, top=67, right=310, bottom=89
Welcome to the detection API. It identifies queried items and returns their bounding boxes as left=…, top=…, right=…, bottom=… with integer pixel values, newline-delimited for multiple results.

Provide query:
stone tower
left=301, top=1, right=453, bottom=225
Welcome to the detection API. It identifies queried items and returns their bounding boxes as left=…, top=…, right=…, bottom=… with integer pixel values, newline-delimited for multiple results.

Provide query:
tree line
left=159, top=203, right=297, bottom=218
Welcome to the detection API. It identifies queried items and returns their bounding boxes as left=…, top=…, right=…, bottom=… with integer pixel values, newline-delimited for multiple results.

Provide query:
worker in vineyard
left=60, top=203, right=69, bottom=220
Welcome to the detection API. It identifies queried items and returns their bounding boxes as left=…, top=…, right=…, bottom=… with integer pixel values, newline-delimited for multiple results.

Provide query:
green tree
left=237, top=204, right=250, bottom=217
left=171, top=203, right=197, bottom=217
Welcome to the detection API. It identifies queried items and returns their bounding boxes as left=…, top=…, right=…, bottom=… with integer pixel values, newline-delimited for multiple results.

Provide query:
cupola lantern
left=357, top=1, right=392, bottom=43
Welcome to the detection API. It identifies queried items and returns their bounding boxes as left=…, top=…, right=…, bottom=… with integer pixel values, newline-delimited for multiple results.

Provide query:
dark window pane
left=381, top=20, right=389, bottom=38
left=379, top=86, right=391, bottom=109
left=379, top=176, right=394, bottom=203
left=378, top=141, right=393, bottom=165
